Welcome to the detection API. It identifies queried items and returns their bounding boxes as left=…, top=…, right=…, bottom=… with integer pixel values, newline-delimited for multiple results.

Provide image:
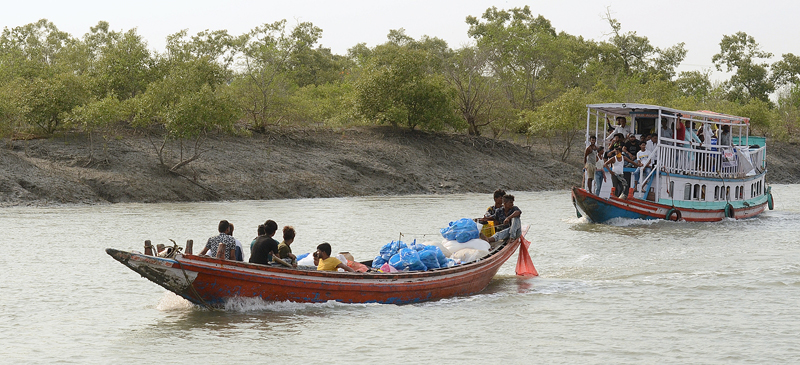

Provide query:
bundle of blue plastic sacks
left=440, top=218, right=480, bottom=243
left=371, top=239, right=454, bottom=272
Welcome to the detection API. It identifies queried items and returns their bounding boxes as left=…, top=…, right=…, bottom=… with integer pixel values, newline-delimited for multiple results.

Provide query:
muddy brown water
left=4, top=188, right=800, bottom=363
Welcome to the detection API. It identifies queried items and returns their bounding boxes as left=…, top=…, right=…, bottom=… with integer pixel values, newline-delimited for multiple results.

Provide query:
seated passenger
left=277, top=226, right=298, bottom=268
left=229, top=223, right=244, bottom=262
left=198, top=220, right=237, bottom=260
left=483, top=195, right=522, bottom=244
left=313, top=242, right=355, bottom=272
left=477, top=189, right=505, bottom=228
left=249, top=220, right=279, bottom=265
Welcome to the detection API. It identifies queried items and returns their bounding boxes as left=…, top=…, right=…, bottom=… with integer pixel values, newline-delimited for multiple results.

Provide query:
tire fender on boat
left=767, top=192, right=774, bottom=210
left=666, top=208, right=682, bottom=221
left=724, top=203, right=735, bottom=219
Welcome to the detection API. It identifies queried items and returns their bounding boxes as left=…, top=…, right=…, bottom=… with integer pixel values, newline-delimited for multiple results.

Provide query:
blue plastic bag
left=424, top=245, right=448, bottom=267
left=379, top=240, right=408, bottom=261
left=296, top=253, right=310, bottom=262
left=389, top=248, right=428, bottom=271
left=418, top=250, right=440, bottom=270
left=372, top=255, right=388, bottom=268
left=440, top=218, right=479, bottom=243
left=400, top=248, right=427, bottom=271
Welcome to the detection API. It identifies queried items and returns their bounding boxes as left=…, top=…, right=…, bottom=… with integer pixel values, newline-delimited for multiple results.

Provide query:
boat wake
left=155, top=291, right=379, bottom=312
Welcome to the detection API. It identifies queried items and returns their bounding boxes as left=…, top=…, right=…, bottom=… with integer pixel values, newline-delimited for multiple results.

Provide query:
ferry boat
left=572, top=103, right=774, bottom=223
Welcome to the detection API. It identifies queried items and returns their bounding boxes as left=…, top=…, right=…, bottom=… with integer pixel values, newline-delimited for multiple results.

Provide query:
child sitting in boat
left=313, top=243, right=355, bottom=272
left=277, top=226, right=297, bottom=268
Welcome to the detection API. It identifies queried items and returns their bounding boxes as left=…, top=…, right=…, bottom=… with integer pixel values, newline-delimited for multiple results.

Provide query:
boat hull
left=107, top=235, right=523, bottom=305
left=572, top=186, right=767, bottom=223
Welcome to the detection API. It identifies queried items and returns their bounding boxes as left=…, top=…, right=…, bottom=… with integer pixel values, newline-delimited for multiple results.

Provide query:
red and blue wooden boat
left=106, top=227, right=535, bottom=306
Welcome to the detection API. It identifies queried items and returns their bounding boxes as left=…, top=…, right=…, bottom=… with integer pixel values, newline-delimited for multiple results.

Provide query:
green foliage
left=85, top=24, right=155, bottom=99
left=523, top=87, right=590, bottom=160
left=232, top=20, right=323, bottom=129
left=735, top=98, right=776, bottom=135
left=466, top=6, right=559, bottom=110
left=712, top=32, right=774, bottom=103
left=774, top=86, right=800, bottom=140
left=603, top=11, right=687, bottom=81
left=355, top=32, right=460, bottom=131
left=289, top=82, right=356, bottom=126
left=17, top=72, right=90, bottom=134
left=772, top=53, right=800, bottom=87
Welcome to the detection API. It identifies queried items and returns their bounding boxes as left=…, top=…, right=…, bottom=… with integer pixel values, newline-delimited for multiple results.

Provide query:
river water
left=3, top=185, right=800, bottom=364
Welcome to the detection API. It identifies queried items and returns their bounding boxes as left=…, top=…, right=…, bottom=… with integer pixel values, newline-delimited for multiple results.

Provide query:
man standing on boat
left=199, top=220, right=237, bottom=260
left=584, top=136, right=599, bottom=194
left=605, top=116, right=634, bottom=141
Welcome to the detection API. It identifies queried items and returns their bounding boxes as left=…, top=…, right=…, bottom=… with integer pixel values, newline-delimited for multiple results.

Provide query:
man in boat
left=249, top=220, right=279, bottom=265
left=718, top=124, right=732, bottom=146
left=229, top=222, right=244, bottom=262
left=277, top=226, right=298, bottom=268
left=593, top=146, right=606, bottom=195
left=584, top=137, right=599, bottom=194
left=313, top=242, right=355, bottom=272
left=198, top=220, right=237, bottom=260
left=604, top=146, right=637, bottom=199
left=633, top=140, right=652, bottom=192
left=479, top=189, right=506, bottom=222
left=483, top=194, right=522, bottom=244
left=660, top=117, right=674, bottom=144
left=605, top=116, right=633, bottom=141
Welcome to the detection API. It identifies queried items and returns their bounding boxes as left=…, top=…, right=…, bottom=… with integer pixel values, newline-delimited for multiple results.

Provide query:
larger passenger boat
left=572, top=103, right=774, bottom=223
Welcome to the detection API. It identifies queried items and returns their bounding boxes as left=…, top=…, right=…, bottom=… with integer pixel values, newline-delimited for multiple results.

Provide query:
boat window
left=726, top=186, right=731, bottom=200
left=714, top=186, right=720, bottom=201
left=669, top=181, right=674, bottom=198
left=739, top=185, right=744, bottom=199
left=684, top=183, right=692, bottom=201
left=751, top=184, right=754, bottom=198
left=701, top=185, right=706, bottom=201
left=693, top=184, right=700, bottom=200
left=734, top=186, right=739, bottom=201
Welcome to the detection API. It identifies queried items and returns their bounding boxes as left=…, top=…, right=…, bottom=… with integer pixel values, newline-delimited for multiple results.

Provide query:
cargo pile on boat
left=370, top=218, right=492, bottom=272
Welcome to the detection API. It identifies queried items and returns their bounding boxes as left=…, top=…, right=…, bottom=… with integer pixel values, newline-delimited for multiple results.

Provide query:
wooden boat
left=573, top=103, right=774, bottom=223
left=106, top=227, right=534, bottom=306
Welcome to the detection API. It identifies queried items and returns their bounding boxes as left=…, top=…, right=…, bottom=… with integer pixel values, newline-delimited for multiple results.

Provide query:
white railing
left=656, top=143, right=766, bottom=178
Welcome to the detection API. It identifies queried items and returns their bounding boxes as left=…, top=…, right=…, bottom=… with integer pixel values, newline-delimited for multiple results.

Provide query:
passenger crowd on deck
left=584, top=114, right=737, bottom=198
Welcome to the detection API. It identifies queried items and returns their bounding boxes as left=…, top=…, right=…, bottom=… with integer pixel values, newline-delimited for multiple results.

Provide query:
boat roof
left=586, top=103, right=750, bottom=124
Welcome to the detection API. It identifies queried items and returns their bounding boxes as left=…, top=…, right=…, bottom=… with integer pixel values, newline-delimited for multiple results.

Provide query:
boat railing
left=656, top=142, right=766, bottom=178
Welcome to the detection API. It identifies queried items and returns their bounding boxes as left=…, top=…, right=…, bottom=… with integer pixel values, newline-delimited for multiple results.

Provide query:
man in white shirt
left=634, top=141, right=652, bottom=192
left=605, top=116, right=634, bottom=142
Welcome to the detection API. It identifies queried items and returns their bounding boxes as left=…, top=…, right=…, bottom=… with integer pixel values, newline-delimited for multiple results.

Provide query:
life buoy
left=666, top=208, right=682, bottom=221
left=767, top=192, right=774, bottom=210
left=724, top=203, right=735, bottom=219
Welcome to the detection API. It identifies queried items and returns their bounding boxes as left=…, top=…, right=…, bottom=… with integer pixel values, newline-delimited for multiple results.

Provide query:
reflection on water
left=4, top=185, right=800, bottom=363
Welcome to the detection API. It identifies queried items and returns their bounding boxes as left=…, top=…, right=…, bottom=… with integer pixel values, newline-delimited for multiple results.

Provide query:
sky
left=4, top=0, right=799, bottom=82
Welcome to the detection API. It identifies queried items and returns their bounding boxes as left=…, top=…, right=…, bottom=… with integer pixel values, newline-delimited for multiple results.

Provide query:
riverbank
left=2, top=127, right=798, bottom=206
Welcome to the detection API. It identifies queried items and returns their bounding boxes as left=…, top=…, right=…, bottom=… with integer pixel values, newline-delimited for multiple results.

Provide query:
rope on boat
left=174, top=253, right=217, bottom=311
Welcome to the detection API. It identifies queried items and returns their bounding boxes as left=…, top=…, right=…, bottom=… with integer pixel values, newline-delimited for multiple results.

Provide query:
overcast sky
left=4, top=0, right=799, bottom=81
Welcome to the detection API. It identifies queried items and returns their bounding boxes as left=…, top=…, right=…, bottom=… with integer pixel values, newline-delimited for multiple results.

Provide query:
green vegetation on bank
left=2, top=6, right=800, bottom=170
